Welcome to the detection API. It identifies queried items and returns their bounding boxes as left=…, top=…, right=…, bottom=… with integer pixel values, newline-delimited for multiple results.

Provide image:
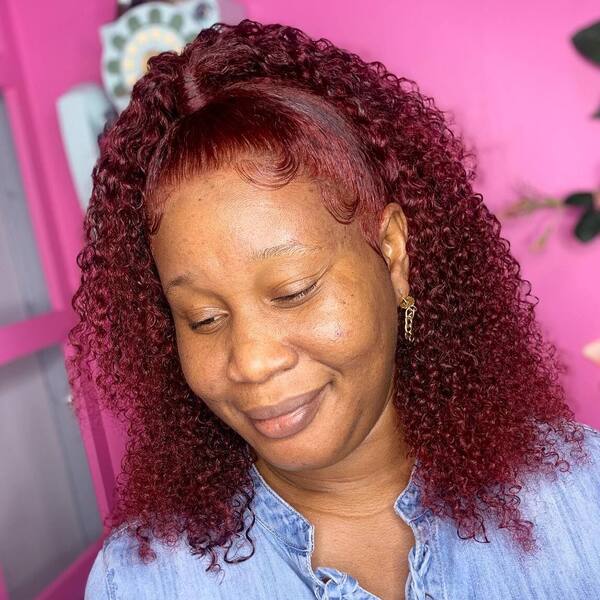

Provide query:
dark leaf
left=572, top=21, right=600, bottom=66
left=574, top=208, right=600, bottom=242
left=564, top=192, right=594, bottom=207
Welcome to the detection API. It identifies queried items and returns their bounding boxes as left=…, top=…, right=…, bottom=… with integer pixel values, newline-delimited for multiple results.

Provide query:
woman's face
left=150, top=166, right=403, bottom=472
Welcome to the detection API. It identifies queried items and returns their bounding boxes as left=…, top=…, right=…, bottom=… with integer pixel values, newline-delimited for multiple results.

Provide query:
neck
left=254, top=398, right=414, bottom=520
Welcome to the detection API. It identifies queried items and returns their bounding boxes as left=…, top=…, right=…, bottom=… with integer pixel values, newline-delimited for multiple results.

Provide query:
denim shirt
left=86, top=422, right=600, bottom=599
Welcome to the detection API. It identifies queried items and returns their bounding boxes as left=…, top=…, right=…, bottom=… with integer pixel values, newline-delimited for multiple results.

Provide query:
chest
left=309, top=515, right=415, bottom=600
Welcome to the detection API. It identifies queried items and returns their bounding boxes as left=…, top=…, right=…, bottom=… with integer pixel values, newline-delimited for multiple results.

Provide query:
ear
left=378, top=202, right=410, bottom=306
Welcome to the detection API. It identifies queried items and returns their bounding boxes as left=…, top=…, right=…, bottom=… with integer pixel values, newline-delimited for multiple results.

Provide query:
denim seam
left=252, top=510, right=308, bottom=552
left=102, top=523, right=135, bottom=551
left=101, top=547, right=117, bottom=600
left=581, top=423, right=600, bottom=438
left=432, top=512, right=449, bottom=600
left=251, top=466, right=313, bottom=528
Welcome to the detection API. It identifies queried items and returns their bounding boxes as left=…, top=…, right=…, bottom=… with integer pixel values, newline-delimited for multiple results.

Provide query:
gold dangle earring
left=399, top=293, right=416, bottom=342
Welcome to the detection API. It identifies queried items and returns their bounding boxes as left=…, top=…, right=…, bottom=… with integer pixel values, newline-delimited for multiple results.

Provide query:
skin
left=150, top=165, right=415, bottom=599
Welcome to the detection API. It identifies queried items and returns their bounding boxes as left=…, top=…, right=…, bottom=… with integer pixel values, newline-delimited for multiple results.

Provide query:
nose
left=226, top=314, right=298, bottom=384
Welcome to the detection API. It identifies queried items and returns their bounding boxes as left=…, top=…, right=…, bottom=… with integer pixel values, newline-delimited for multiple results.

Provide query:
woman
left=71, top=19, right=600, bottom=600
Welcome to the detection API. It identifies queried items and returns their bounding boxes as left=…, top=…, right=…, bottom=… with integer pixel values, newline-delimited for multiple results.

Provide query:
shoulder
left=520, top=421, right=600, bottom=517
left=514, top=422, right=600, bottom=583
left=504, top=421, right=600, bottom=573
left=580, top=420, right=600, bottom=447
left=84, top=517, right=285, bottom=600
left=435, top=421, right=600, bottom=598
left=85, top=526, right=226, bottom=600
left=538, top=420, right=600, bottom=496
left=85, top=527, right=167, bottom=600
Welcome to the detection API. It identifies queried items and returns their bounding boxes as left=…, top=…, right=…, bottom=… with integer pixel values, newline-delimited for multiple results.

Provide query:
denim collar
left=248, top=459, right=425, bottom=552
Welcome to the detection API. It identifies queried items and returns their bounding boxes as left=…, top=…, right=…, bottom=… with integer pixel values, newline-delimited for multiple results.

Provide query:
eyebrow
left=165, top=241, right=323, bottom=294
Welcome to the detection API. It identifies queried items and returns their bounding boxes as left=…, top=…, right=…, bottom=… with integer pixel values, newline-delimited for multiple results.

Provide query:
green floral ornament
left=564, top=192, right=600, bottom=243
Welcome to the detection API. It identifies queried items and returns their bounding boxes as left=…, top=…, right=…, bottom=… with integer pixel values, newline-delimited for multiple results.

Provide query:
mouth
left=245, top=383, right=328, bottom=440
left=243, top=383, right=329, bottom=420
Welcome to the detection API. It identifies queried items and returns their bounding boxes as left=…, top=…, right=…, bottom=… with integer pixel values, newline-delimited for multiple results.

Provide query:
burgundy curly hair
left=68, top=19, right=588, bottom=572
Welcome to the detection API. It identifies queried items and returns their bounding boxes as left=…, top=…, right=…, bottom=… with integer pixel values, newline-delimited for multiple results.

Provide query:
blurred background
left=0, top=0, right=599, bottom=598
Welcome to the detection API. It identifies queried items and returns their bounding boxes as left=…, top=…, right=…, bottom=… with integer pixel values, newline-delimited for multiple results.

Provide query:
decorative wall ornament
left=499, top=19, right=600, bottom=371
left=499, top=189, right=600, bottom=252
left=101, top=1, right=218, bottom=112
left=501, top=19, right=600, bottom=249
left=572, top=20, right=600, bottom=119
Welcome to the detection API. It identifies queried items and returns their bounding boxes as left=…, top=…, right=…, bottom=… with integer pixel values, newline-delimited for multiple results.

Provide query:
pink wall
left=8, top=0, right=598, bottom=496
left=246, top=0, right=600, bottom=428
left=5, top=0, right=126, bottom=481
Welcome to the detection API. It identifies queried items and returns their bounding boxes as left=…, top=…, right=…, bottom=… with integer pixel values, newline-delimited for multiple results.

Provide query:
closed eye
left=189, top=281, right=320, bottom=332
left=273, top=280, right=319, bottom=303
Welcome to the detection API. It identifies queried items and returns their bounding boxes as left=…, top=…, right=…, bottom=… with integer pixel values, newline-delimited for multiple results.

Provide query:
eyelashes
left=273, top=280, right=319, bottom=303
left=189, top=280, right=321, bottom=332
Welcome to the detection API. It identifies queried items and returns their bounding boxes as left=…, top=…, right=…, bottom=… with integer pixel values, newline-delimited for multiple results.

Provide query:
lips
left=244, top=383, right=328, bottom=421
left=246, top=384, right=327, bottom=439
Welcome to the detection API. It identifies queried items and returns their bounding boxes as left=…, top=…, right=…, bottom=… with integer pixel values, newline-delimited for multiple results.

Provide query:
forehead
left=150, top=167, right=354, bottom=275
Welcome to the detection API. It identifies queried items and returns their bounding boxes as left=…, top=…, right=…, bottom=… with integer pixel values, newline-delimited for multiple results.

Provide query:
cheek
left=178, top=355, right=230, bottom=422
left=176, top=332, right=222, bottom=404
left=308, top=273, right=394, bottom=369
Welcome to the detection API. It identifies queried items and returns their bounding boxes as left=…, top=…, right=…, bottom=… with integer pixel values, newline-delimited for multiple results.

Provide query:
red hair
left=68, top=19, right=587, bottom=572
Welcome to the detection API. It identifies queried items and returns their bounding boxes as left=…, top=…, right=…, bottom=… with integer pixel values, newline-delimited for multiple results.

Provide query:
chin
left=253, top=435, right=346, bottom=473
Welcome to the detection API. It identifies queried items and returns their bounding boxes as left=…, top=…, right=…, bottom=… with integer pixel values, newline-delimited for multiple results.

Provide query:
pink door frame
left=0, top=0, right=116, bottom=597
